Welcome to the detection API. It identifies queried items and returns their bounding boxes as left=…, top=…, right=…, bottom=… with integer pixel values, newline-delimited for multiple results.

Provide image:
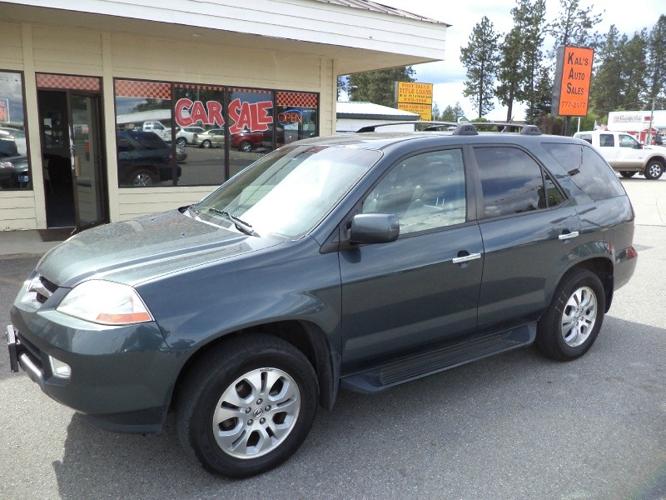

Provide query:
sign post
left=552, top=46, right=594, bottom=135
left=395, top=82, right=433, bottom=121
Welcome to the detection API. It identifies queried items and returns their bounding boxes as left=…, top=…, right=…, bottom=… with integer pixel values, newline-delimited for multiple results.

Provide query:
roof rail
left=452, top=123, right=478, bottom=136
left=355, top=120, right=542, bottom=135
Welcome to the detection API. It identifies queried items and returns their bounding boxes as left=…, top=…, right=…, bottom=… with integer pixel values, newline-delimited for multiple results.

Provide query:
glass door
left=68, top=94, right=106, bottom=229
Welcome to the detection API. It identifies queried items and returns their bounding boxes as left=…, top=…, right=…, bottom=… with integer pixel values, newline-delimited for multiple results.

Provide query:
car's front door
left=339, top=148, right=484, bottom=372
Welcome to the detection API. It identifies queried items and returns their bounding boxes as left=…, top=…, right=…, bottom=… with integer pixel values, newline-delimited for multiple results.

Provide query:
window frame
left=339, top=145, right=477, bottom=242
left=113, top=77, right=320, bottom=188
left=0, top=68, right=33, bottom=192
left=470, top=143, right=570, bottom=223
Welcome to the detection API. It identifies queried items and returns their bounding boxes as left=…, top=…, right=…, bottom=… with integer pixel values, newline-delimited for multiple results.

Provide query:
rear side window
left=599, top=134, right=614, bottom=147
left=474, top=147, right=550, bottom=218
left=541, top=143, right=624, bottom=201
left=577, top=134, right=592, bottom=144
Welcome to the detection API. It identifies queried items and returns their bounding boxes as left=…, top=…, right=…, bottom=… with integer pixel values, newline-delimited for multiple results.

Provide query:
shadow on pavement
left=50, top=315, right=666, bottom=499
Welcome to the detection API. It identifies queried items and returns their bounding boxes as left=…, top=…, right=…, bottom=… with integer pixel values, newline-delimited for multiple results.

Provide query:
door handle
left=452, top=252, right=482, bottom=264
left=558, top=231, right=580, bottom=241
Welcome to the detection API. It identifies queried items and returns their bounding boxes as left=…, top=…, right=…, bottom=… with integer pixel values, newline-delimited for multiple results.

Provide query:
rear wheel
left=201, top=139, right=212, bottom=149
left=239, top=141, right=253, bottom=153
left=619, top=171, right=636, bottom=178
left=536, top=269, right=606, bottom=361
left=129, top=168, right=158, bottom=187
left=176, top=334, right=318, bottom=478
left=644, top=159, right=664, bottom=180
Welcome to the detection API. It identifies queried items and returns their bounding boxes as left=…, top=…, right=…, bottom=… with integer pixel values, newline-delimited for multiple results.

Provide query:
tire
left=176, top=137, right=187, bottom=147
left=176, top=333, right=318, bottom=478
left=129, top=168, right=158, bottom=187
left=239, top=141, right=253, bottom=153
left=201, top=140, right=212, bottom=149
left=643, top=159, right=664, bottom=180
left=619, top=171, right=636, bottom=178
left=536, top=268, right=606, bottom=361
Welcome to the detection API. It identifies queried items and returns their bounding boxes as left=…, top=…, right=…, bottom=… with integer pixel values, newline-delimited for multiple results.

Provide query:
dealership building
left=0, top=0, right=447, bottom=231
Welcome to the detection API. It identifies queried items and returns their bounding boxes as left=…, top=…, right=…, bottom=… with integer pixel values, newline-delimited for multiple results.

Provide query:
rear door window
left=599, top=134, right=615, bottom=147
left=541, top=143, right=625, bottom=201
left=473, top=147, right=549, bottom=218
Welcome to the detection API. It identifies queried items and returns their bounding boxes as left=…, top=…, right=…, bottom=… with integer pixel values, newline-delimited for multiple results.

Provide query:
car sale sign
left=552, top=46, right=594, bottom=117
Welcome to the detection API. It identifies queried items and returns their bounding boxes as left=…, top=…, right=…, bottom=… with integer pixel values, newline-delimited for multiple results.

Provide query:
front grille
left=29, top=275, right=58, bottom=304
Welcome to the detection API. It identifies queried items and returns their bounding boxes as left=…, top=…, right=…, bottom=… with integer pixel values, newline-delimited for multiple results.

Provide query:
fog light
left=48, top=355, right=71, bottom=379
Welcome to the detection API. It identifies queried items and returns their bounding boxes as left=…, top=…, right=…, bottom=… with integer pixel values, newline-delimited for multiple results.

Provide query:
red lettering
left=190, top=101, right=207, bottom=125
left=228, top=98, right=241, bottom=134
left=207, top=101, right=224, bottom=127
left=254, top=101, right=273, bottom=132
left=174, top=98, right=193, bottom=127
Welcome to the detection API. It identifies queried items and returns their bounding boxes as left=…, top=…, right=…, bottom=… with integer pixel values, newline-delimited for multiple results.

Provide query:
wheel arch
left=170, top=319, right=338, bottom=413
left=554, top=257, right=614, bottom=313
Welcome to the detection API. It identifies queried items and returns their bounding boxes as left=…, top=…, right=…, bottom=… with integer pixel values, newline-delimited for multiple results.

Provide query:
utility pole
left=647, top=98, right=655, bottom=145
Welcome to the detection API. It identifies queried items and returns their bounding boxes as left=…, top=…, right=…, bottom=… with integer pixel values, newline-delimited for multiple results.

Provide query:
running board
left=341, top=324, right=536, bottom=393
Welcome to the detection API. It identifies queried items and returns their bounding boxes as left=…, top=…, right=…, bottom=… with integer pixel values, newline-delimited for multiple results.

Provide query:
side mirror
left=350, top=213, right=400, bottom=245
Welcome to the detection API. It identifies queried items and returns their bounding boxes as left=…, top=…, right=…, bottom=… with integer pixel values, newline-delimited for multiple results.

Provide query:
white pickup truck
left=574, top=130, right=666, bottom=180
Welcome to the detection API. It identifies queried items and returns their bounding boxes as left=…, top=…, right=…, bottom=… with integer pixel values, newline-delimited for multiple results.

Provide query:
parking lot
left=0, top=178, right=664, bottom=499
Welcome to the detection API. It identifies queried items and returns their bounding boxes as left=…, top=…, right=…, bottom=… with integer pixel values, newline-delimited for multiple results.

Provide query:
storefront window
left=275, top=91, right=318, bottom=147
left=0, top=71, right=30, bottom=190
left=228, top=88, right=274, bottom=177
left=173, top=84, right=225, bottom=185
left=114, top=79, right=177, bottom=187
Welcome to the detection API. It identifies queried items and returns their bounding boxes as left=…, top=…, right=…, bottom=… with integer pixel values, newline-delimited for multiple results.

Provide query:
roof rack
left=355, top=121, right=542, bottom=135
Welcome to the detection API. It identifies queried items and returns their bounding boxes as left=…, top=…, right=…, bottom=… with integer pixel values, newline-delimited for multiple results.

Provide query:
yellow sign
left=396, top=82, right=433, bottom=105
left=397, top=102, right=432, bottom=121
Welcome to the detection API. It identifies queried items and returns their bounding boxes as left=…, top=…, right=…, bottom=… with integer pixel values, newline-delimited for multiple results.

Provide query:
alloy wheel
left=212, top=367, right=300, bottom=459
left=561, top=286, right=597, bottom=347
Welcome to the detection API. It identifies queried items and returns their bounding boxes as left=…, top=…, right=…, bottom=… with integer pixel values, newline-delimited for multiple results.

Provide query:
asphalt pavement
left=0, top=178, right=664, bottom=499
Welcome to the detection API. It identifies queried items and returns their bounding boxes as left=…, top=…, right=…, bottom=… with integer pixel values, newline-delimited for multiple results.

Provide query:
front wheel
left=536, top=269, right=606, bottom=361
left=644, top=160, right=664, bottom=180
left=620, top=171, right=636, bottom=178
left=239, top=141, right=253, bottom=153
left=176, top=334, right=318, bottom=478
left=201, top=139, right=212, bottom=149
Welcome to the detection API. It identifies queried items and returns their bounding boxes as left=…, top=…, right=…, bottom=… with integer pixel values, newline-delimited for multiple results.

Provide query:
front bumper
left=8, top=303, right=184, bottom=433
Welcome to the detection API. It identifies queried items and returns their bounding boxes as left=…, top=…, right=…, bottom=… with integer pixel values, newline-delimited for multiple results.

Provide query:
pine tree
left=526, top=66, right=553, bottom=123
left=647, top=15, right=666, bottom=107
left=432, top=103, right=441, bottom=121
left=496, top=2, right=529, bottom=122
left=620, top=30, right=648, bottom=109
left=550, top=0, right=602, bottom=50
left=520, top=0, right=547, bottom=122
left=591, top=26, right=627, bottom=117
left=440, top=103, right=466, bottom=122
left=348, top=67, right=415, bottom=107
left=460, top=16, right=500, bottom=119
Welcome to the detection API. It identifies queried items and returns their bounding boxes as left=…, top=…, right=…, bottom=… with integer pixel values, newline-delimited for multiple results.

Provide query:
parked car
left=0, top=127, right=27, bottom=155
left=176, top=126, right=205, bottom=146
left=196, top=128, right=226, bottom=148
left=574, top=130, right=666, bottom=179
left=142, top=120, right=172, bottom=143
left=231, top=129, right=272, bottom=152
left=116, top=130, right=181, bottom=186
left=0, top=154, right=29, bottom=189
left=7, top=126, right=636, bottom=478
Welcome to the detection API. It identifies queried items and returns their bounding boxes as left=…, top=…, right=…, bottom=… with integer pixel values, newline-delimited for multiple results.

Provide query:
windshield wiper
left=207, top=208, right=257, bottom=236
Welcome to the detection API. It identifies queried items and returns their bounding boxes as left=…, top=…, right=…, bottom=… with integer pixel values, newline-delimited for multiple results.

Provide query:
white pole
left=577, top=117, right=581, bottom=132
left=647, top=98, right=655, bottom=145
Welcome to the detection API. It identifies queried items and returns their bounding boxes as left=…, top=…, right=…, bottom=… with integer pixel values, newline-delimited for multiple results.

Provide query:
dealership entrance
left=36, top=74, right=108, bottom=230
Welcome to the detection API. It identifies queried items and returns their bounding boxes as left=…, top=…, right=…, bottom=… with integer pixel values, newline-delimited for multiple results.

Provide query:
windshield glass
left=195, top=144, right=381, bottom=238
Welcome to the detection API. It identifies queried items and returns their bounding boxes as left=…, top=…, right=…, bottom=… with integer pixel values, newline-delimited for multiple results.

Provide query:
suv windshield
left=195, top=144, right=381, bottom=238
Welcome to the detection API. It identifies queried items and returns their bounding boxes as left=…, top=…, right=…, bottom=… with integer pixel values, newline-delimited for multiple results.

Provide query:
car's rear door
left=339, top=147, right=484, bottom=372
left=471, top=145, right=580, bottom=332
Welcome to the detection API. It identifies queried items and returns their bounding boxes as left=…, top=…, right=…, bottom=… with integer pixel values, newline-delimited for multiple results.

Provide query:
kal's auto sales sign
left=175, top=98, right=273, bottom=134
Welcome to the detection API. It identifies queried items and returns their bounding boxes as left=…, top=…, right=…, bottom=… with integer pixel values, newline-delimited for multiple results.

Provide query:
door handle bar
left=558, top=231, right=580, bottom=241
left=451, top=252, right=482, bottom=264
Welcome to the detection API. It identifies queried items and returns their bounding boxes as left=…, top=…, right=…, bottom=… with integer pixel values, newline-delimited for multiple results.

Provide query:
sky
left=359, top=0, right=663, bottom=121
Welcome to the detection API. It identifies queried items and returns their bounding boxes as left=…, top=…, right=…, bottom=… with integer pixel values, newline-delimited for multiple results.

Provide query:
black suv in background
left=7, top=125, right=636, bottom=477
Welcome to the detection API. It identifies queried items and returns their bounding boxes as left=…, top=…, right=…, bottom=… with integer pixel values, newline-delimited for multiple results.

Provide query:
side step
left=341, top=324, right=536, bottom=393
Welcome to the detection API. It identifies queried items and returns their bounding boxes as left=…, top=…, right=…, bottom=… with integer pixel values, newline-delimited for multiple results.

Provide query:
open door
left=37, top=73, right=108, bottom=231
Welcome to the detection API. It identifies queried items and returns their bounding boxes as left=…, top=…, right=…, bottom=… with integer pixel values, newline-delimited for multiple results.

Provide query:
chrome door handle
left=558, top=231, right=580, bottom=241
left=452, top=252, right=482, bottom=264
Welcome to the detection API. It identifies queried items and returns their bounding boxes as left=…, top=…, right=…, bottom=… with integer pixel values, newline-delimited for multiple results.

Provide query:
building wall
left=0, top=20, right=336, bottom=230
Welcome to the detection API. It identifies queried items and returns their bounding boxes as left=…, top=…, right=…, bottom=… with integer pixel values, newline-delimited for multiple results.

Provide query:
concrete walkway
left=0, top=230, right=62, bottom=257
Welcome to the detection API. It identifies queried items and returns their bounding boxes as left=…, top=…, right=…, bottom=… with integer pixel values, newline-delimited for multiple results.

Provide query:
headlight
left=57, top=280, right=153, bottom=325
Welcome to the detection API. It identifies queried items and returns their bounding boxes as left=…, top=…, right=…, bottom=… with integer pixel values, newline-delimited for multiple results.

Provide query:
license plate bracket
left=6, top=325, right=20, bottom=373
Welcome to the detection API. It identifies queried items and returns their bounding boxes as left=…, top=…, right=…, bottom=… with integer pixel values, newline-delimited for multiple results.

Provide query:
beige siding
left=116, top=187, right=215, bottom=220
left=0, top=18, right=335, bottom=230
left=0, top=192, right=37, bottom=230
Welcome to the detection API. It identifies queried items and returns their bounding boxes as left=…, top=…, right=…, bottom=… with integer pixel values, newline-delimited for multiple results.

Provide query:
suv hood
left=37, top=210, right=282, bottom=287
